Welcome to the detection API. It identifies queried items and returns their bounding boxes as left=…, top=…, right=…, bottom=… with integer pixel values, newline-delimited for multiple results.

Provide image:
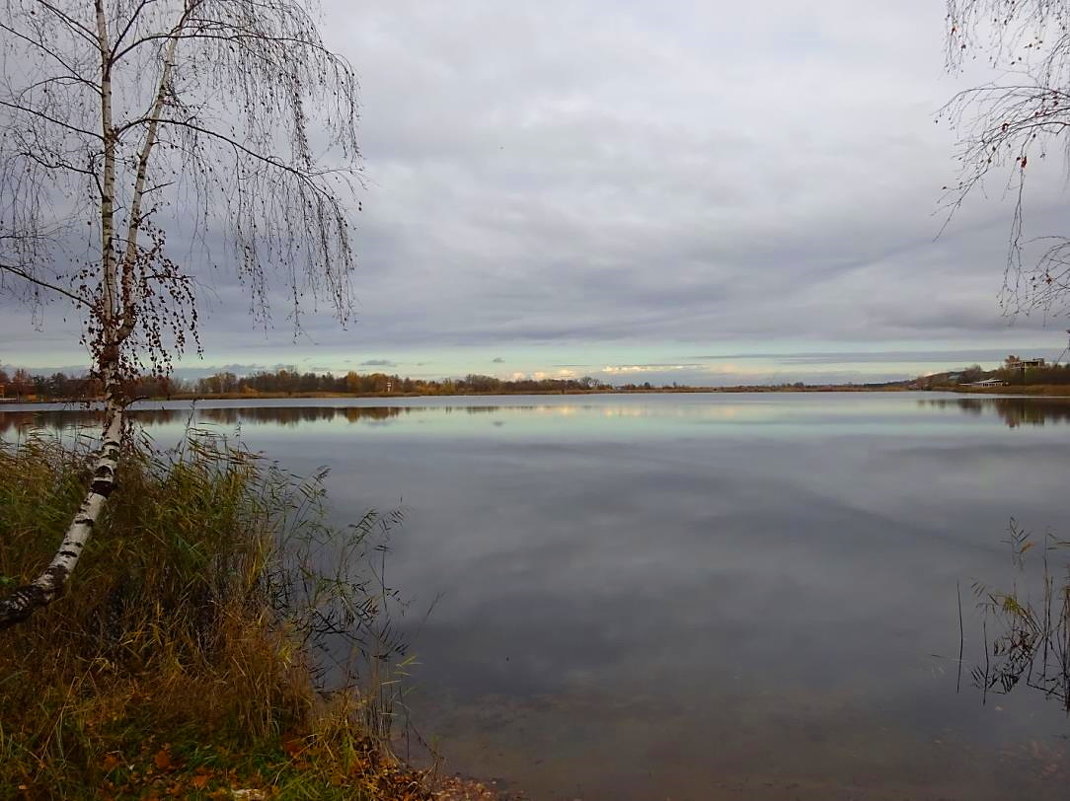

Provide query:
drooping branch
left=0, top=18, right=96, bottom=81
left=131, top=116, right=352, bottom=190
left=942, top=0, right=1070, bottom=315
left=33, top=0, right=98, bottom=44
left=111, top=0, right=168, bottom=56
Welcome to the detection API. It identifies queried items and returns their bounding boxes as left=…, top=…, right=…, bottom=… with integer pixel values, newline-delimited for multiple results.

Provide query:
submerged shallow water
left=4, top=392, right=1070, bottom=800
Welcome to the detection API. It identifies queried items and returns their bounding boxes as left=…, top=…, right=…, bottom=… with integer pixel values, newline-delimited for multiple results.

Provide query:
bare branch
left=942, top=0, right=1070, bottom=315
left=0, top=19, right=94, bottom=79
left=134, top=116, right=351, bottom=188
left=33, top=0, right=99, bottom=45
left=0, top=262, right=91, bottom=308
left=110, top=0, right=168, bottom=57
left=0, top=98, right=103, bottom=141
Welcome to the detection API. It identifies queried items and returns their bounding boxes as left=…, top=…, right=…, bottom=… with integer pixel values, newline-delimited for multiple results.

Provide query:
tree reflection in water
left=971, top=521, right=1070, bottom=712
left=0, top=405, right=409, bottom=435
left=924, top=396, right=1070, bottom=427
left=0, top=403, right=533, bottom=436
left=924, top=397, right=1070, bottom=707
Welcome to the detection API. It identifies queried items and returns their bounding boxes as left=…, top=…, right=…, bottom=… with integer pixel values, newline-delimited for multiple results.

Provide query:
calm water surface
left=4, top=392, right=1070, bottom=800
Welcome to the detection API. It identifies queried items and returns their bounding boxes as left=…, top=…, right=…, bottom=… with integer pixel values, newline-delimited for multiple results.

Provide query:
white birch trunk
left=0, top=2, right=128, bottom=630
left=0, top=403, right=123, bottom=629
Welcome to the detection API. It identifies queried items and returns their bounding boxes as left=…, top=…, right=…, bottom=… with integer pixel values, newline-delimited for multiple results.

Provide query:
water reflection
left=0, top=393, right=942, bottom=443
left=969, top=522, right=1070, bottom=712
left=0, top=404, right=433, bottom=434
left=924, top=396, right=1070, bottom=427
left=0, top=399, right=777, bottom=438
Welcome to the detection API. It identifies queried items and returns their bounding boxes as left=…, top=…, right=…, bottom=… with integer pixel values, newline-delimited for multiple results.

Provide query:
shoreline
left=4, top=384, right=1070, bottom=406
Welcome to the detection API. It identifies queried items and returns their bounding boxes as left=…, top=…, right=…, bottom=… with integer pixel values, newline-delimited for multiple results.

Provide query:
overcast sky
left=4, top=0, right=1070, bottom=386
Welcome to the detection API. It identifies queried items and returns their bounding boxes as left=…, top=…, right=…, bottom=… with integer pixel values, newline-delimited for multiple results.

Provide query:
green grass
left=0, top=430, right=423, bottom=801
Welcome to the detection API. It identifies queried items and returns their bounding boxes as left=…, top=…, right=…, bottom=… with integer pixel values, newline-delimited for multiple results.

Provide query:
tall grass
left=0, top=429, right=422, bottom=800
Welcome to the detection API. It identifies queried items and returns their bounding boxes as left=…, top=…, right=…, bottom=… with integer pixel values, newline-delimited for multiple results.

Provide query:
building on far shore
left=1004, top=355, right=1047, bottom=371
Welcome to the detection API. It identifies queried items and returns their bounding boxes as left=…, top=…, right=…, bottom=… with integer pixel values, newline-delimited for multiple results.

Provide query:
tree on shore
left=0, top=0, right=361, bottom=628
left=942, top=0, right=1070, bottom=315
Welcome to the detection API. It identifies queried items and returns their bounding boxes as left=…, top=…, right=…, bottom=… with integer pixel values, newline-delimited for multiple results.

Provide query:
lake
left=3, top=392, right=1070, bottom=800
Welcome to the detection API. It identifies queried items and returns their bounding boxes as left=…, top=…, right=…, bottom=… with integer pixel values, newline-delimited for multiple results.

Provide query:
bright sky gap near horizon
left=4, top=1, right=1070, bottom=385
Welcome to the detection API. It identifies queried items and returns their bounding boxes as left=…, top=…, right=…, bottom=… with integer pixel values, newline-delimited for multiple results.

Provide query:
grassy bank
left=0, top=431, right=431, bottom=801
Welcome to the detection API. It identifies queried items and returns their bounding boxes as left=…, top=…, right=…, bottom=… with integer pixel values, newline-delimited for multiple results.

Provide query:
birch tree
left=943, top=0, right=1070, bottom=314
left=0, top=0, right=361, bottom=628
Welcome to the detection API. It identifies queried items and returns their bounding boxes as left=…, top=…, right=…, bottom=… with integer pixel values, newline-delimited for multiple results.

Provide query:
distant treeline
left=0, top=367, right=616, bottom=401
left=0, top=368, right=101, bottom=402
left=0, top=365, right=923, bottom=404
left=191, top=369, right=614, bottom=397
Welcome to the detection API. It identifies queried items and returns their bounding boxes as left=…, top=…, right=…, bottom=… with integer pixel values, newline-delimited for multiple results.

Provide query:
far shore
left=2, top=384, right=911, bottom=404
left=5, top=383, right=1070, bottom=406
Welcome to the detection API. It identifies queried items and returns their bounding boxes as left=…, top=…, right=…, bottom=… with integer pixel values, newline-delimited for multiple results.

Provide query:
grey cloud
left=693, top=350, right=1029, bottom=366
left=595, top=367, right=910, bottom=388
left=360, top=358, right=397, bottom=367
left=1, top=364, right=90, bottom=376
left=172, top=364, right=268, bottom=381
